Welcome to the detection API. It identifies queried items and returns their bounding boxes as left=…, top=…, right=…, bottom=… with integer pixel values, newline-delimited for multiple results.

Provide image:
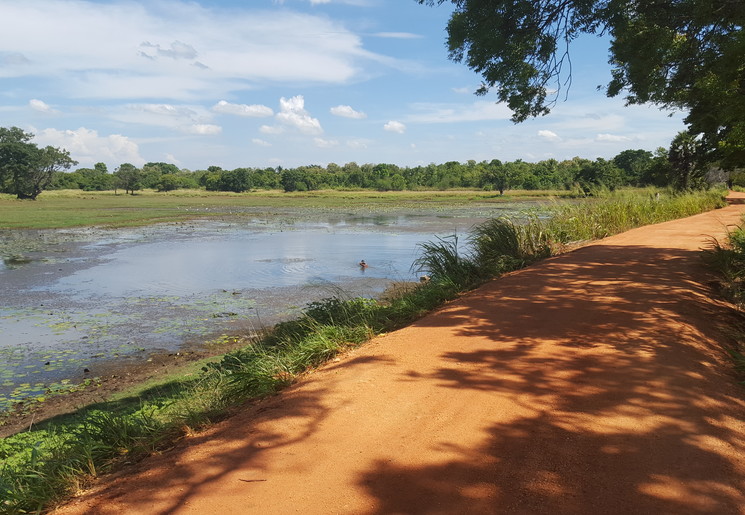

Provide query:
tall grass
left=0, top=188, right=726, bottom=514
left=414, top=189, right=726, bottom=289
left=702, top=222, right=745, bottom=383
left=545, top=188, right=726, bottom=242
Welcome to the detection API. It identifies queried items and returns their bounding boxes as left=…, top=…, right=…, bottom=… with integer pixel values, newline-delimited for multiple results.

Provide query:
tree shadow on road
left=359, top=244, right=745, bottom=514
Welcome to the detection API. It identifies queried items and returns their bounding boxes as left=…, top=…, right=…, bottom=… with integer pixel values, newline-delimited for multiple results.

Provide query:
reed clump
left=0, top=188, right=726, bottom=514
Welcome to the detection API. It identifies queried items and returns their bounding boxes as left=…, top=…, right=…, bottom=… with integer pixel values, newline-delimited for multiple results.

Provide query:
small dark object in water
left=213, top=312, right=238, bottom=318
left=83, top=368, right=90, bottom=373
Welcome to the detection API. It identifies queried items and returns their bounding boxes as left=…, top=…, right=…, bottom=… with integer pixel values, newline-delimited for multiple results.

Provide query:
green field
left=0, top=188, right=573, bottom=229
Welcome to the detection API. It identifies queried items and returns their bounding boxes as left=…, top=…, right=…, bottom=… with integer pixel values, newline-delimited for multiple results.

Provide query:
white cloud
left=276, top=95, right=323, bottom=134
left=384, top=121, right=406, bottom=134
left=346, top=138, right=370, bottom=149
left=165, top=153, right=181, bottom=165
left=252, top=138, right=272, bottom=147
left=137, top=104, right=198, bottom=117
left=110, top=103, right=216, bottom=133
left=139, top=41, right=198, bottom=60
left=596, top=133, right=631, bottom=142
left=186, top=124, right=222, bottom=135
left=406, top=101, right=511, bottom=123
left=260, top=125, right=285, bottom=135
left=314, top=137, right=339, bottom=148
left=29, top=99, right=57, bottom=114
left=213, top=100, right=273, bottom=117
left=33, top=127, right=144, bottom=166
left=330, top=105, right=366, bottom=119
left=538, top=130, right=561, bottom=141
left=0, top=1, right=386, bottom=99
left=0, top=52, right=30, bottom=66
left=452, top=86, right=472, bottom=94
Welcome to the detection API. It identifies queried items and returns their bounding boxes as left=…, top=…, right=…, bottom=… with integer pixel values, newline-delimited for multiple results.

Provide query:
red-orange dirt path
left=54, top=202, right=745, bottom=515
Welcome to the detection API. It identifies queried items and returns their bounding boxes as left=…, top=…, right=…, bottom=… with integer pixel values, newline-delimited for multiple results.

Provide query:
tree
left=419, top=0, right=745, bottom=168
left=0, top=127, right=77, bottom=199
left=0, top=127, right=36, bottom=195
left=576, top=158, right=625, bottom=192
left=613, top=149, right=654, bottom=186
left=114, top=163, right=142, bottom=195
left=18, top=147, right=77, bottom=199
left=668, top=131, right=707, bottom=190
left=482, top=159, right=520, bottom=195
left=74, top=163, right=113, bottom=191
left=155, top=173, right=181, bottom=192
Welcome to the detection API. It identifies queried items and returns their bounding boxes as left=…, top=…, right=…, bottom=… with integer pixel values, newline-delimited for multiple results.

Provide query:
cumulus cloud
left=330, top=105, right=366, bottom=119
left=33, top=127, right=144, bottom=166
left=212, top=100, right=273, bottom=117
left=276, top=95, right=323, bottom=134
left=29, top=99, right=58, bottom=114
left=384, top=121, right=406, bottom=134
left=252, top=138, right=272, bottom=147
left=538, top=130, right=561, bottom=141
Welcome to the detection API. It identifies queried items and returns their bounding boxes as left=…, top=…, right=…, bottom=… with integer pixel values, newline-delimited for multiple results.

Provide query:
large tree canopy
left=418, top=0, right=745, bottom=167
left=0, top=127, right=77, bottom=199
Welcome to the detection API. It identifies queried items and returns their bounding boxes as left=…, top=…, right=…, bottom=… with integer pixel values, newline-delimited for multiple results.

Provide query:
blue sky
left=0, top=0, right=687, bottom=171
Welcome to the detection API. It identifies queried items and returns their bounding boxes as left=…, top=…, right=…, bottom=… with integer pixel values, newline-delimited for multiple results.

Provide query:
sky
left=0, top=0, right=688, bottom=171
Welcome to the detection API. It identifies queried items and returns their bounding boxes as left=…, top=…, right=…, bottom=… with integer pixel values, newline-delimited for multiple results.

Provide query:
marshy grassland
left=0, top=188, right=730, bottom=514
left=0, top=188, right=575, bottom=230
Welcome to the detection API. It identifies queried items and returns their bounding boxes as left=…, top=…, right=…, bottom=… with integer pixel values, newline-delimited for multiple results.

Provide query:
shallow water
left=0, top=204, right=532, bottom=408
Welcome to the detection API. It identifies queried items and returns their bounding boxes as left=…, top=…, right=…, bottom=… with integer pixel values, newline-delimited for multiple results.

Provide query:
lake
left=0, top=203, right=533, bottom=408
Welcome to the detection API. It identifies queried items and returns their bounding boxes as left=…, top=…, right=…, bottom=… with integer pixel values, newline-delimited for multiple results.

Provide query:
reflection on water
left=0, top=207, right=527, bottom=408
left=47, top=228, right=425, bottom=297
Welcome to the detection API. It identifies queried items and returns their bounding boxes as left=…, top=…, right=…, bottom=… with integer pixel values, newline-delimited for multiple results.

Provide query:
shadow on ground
left=54, top=243, right=745, bottom=514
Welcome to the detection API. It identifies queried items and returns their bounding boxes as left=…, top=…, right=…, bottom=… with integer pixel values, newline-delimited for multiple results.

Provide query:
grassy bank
left=0, top=189, right=726, bottom=514
left=702, top=221, right=745, bottom=381
left=0, top=188, right=573, bottom=230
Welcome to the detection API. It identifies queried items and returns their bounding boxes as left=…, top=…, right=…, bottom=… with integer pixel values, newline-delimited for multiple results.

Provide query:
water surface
left=0, top=203, right=533, bottom=408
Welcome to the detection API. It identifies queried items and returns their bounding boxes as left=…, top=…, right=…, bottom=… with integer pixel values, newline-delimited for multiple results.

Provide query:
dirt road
left=54, top=202, right=745, bottom=514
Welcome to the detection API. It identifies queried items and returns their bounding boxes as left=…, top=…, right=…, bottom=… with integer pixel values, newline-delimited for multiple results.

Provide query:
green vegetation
left=702, top=222, right=745, bottom=383
left=0, top=128, right=76, bottom=200
left=2, top=124, right=739, bottom=202
left=0, top=188, right=569, bottom=230
left=418, top=0, right=745, bottom=171
left=0, top=189, right=725, bottom=514
left=415, top=189, right=727, bottom=288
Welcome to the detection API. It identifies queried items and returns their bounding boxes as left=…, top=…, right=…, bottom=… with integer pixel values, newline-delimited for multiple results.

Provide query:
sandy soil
left=52, top=199, right=745, bottom=514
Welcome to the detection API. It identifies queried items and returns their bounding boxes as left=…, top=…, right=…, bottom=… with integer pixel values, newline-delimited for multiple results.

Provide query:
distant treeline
left=49, top=148, right=727, bottom=195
